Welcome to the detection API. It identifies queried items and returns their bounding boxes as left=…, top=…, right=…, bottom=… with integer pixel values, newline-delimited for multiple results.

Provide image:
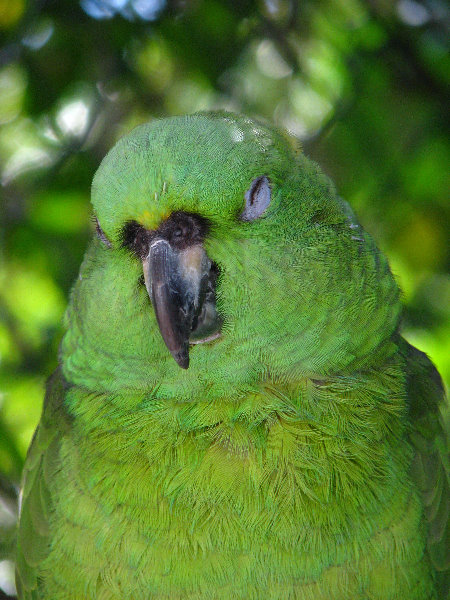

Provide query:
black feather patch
left=121, top=220, right=154, bottom=259
left=121, top=212, right=210, bottom=259
left=157, top=211, right=210, bottom=250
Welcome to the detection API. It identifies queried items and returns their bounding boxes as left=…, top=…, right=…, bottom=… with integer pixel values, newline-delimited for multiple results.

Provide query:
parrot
left=15, top=112, right=448, bottom=599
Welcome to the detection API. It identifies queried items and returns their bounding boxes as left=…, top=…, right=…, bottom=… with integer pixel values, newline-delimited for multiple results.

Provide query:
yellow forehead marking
left=139, top=209, right=171, bottom=230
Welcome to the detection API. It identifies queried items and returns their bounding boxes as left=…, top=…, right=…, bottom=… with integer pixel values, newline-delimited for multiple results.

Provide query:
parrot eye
left=240, top=176, right=271, bottom=221
left=94, top=216, right=112, bottom=248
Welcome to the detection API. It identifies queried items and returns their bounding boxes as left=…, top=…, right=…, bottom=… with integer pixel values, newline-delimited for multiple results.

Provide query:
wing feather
left=402, top=338, right=449, bottom=597
left=15, top=368, right=70, bottom=599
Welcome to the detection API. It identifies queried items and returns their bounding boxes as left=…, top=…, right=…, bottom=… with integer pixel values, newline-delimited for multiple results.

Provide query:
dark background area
left=0, top=0, right=448, bottom=594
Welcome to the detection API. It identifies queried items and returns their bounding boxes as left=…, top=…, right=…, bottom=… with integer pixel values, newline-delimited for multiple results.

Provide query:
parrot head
left=62, top=112, right=401, bottom=396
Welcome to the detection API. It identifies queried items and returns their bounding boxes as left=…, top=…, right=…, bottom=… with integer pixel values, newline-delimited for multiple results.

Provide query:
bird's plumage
left=16, top=112, right=448, bottom=599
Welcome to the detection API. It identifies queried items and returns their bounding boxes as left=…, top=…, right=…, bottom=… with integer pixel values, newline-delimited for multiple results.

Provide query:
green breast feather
left=16, top=112, right=449, bottom=599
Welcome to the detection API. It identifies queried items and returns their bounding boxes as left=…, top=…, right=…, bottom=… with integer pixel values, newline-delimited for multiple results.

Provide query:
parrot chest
left=43, top=377, right=434, bottom=599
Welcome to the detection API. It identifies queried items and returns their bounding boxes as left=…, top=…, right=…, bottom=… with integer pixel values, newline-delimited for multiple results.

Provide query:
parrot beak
left=142, top=239, right=220, bottom=369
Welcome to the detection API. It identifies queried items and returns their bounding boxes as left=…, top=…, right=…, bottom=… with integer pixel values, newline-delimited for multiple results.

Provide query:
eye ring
left=239, top=176, right=271, bottom=221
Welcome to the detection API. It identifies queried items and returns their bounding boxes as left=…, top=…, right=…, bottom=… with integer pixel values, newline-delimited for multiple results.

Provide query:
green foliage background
left=0, top=0, right=448, bottom=492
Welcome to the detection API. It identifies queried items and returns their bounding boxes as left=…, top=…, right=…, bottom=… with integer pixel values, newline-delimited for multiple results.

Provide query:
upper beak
left=142, top=239, right=212, bottom=369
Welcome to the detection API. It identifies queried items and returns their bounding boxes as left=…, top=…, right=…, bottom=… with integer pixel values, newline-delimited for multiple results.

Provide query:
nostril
left=159, top=211, right=210, bottom=250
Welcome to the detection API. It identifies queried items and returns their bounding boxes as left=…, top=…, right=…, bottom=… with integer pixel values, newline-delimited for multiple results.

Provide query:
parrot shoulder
left=402, top=338, right=449, bottom=597
left=15, top=367, right=71, bottom=599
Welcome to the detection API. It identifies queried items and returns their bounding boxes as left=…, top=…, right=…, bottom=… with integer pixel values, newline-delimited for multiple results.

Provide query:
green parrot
left=15, top=112, right=448, bottom=599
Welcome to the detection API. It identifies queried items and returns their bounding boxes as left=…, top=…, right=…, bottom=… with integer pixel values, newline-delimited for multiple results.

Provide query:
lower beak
left=142, top=239, right=212, bottom=369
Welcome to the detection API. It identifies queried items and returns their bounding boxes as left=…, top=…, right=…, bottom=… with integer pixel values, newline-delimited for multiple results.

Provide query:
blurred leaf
left=0, top=0, right=25, bottom=29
